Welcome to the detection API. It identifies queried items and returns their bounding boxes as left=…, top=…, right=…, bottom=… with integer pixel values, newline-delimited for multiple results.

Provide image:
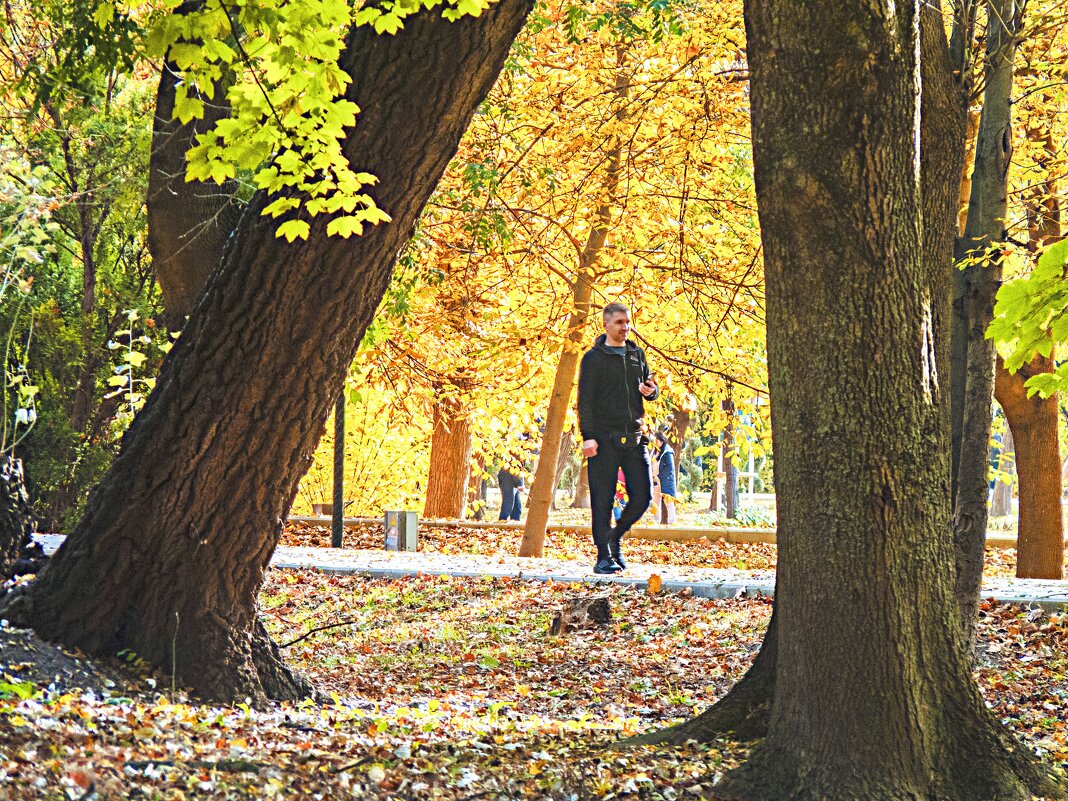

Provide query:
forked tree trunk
left=0, top=0, right=534, bottom=703
left=423, top=398, right=472, bottom=519
left=714, top=1, right=1059, bottom=798
left=995, top=355, right=1064, bottom=579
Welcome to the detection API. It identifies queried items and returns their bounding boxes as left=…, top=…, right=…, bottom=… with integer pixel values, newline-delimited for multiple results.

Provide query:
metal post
left=331, top=391, right=345, bottom=548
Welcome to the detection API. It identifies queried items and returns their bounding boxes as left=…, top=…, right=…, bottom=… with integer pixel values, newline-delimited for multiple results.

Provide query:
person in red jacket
left=577, top=302, right=658, bottom=574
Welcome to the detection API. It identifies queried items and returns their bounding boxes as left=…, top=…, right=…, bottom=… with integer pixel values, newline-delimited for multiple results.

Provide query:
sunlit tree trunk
left=520, top=45, right=630, bottom=558
left=0, top=0, right=534, bottom=703
left=423, top=397, right=472, bottom=519
left=995, top=355, right=1064, bottom=578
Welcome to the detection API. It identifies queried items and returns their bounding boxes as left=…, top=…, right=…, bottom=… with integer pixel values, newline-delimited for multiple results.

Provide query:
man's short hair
left=602, top=302, right=629, bottom=321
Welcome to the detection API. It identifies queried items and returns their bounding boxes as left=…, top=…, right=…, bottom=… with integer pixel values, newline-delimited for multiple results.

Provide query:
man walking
left=577, top=302, right=658, bottom=574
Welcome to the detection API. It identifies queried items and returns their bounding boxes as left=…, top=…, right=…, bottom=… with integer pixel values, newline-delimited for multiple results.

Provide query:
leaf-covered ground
left=279, top=520, right=1067, bottom=579
left=2, top=563, right=1066, bottom=799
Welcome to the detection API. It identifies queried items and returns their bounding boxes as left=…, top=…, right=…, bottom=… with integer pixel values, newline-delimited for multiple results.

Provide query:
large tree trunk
left=995, top=355, right=1064, bottom=579
left=951, top=0, right=1023, bottom=642
left=716, top=1, right=1060, bottom=798
left=423, top=398, right=472, bottom=519
left=630, top=0, right=970, bottom=754
left=147, top=2, right=242, bottom=328
left=0, top=0, right=534, bottom=703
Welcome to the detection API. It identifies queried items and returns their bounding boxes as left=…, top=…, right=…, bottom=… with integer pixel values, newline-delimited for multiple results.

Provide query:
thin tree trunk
left=0, top=0, right=534, bottom=703
left=571, top=460, right=590, bottom=509
left=423, top=397, right=472, bottom=519
left=990, top=421, right=1014, bottom=518
left=995, top=355, right=1064, bottom=579
left=669, top=407, right=690, bottom=488
left=467, top=454, right=487, bottom=520
left=549, top=431, right=573, bottom=511
left=520, top=45, right=631, bottom=558
left=952, top=0, right=1023, bottom=643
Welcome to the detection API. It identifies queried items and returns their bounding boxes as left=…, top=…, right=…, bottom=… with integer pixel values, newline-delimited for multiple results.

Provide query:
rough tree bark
left=0, top=0, right=535, bottom=703
left=995, top=355, right=1064, bottom=579
left=423, top=397, right=472, bottom=519
left=147, top=1, right=243, bottom=328
left=629, top=1, right=970, bottom=751
left=952, top=0, right=1023, bottom=641
left=712, top=1, right=1059, bottom=797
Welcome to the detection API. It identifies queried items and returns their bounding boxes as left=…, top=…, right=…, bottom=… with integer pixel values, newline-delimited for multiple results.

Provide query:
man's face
left=604, top=311, right=631, bottom=345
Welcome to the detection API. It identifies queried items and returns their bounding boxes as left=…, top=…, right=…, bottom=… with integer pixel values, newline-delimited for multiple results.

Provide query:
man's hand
left=582, top=439, right=598, bottom=457
left=639, top=377, right=657, bottom=397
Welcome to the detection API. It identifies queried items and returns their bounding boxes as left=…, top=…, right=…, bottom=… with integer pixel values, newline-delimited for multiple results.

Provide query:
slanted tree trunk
left=520, top=45, right=631, bottom=558
left=951, top=0, right=1023, bottom=642
left=995, top=355, right=1064, bottom=578
left=0, top=0, right=534, bottom=703
left=712, top=1, right=1059, bottom=798
left=423, top=397, right=472, bottom=519
left=147, top=1, right=242, bottom=328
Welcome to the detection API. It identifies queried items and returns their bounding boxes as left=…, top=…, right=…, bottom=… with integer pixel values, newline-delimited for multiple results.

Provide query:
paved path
left=34, top=535, right=1068, bottom=610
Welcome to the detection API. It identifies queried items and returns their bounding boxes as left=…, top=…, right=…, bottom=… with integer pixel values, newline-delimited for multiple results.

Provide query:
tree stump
left=548, top=595, right=612, bottom=635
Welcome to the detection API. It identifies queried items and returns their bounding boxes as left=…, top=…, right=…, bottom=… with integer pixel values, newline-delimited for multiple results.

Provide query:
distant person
left=498, top=468, right=523, bottom=521
left=651, top=431, right=678, bottom=524
left=577, top=302, right=658, bottom=574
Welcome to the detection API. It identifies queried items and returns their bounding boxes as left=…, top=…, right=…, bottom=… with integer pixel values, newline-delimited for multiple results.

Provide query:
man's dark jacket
left=577, top=334, right=658, bottom=441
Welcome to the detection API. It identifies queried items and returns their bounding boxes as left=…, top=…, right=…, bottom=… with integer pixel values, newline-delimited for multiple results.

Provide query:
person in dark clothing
left=578, top=302, right=659, bottom=574
left=497, top=468, right=523, bottom=521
